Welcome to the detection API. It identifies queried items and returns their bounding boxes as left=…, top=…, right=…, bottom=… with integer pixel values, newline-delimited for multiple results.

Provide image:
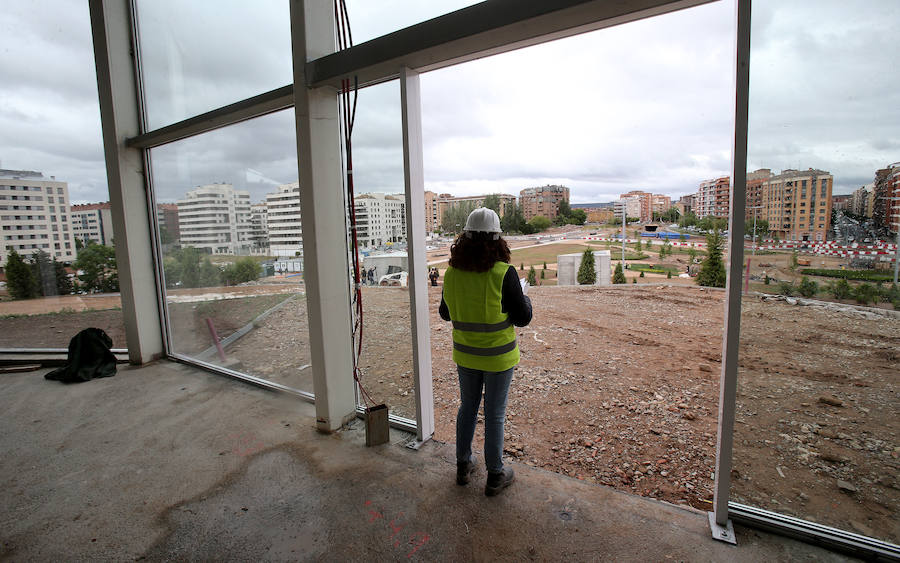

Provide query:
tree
left=199, top=258, right=222, bottom=287
left=797, top=277, right=818, bottom=298
left=634, top=238, right=642, bottom=253
left=854, top=283, right=877, bottom=306
left=526, top=265, right=536, bottom=286
left=639, top=270, right=645, bottom=277
left=778, top=281, right=795, bottom=296
left=678, top=211, right=698, bottom=228
left=528, top=215, right=551, bottom=232
left=696, top=230, right=726, bottom=288
left=441, top=201, right=477, bottom=234
left=557, top=200, right=572, bottom=218
left=30, top=250, right=57, bottom=296
left=53, top=258, right=73, bottom=295
left=687, top=245, right=698, bottom=264
left=501, top=201, right=526, bottom=233
left=482, top=194, right=501, bottom=215
left=789, top=251, right=799, bottom=272
left=569, top=208, right=587, bottom=225
left=74, top=242, right=119, bottom=293
left=223, top=257, right=260, bottom=285
left=745, top=219, right=769, bottom=238
left=5, top=249, right=38, bottom=299
left=613, top=262, right=626, bottom=284
left=829, top=279, right=851, bottom=300
left=577, top=249, right=596, bottom=285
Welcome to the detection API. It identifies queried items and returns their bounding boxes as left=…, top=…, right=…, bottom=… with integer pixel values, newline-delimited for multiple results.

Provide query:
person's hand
left=519, top=278, right=529, bottom=295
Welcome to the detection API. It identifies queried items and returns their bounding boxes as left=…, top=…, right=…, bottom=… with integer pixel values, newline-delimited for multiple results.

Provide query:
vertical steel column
left=291, top=0, right=357, bottom=432
left=710, top=0, right=751, bottom=542
left=400, top=67, right=435, bottom=443
left=89, top=0, right=164, bottom=364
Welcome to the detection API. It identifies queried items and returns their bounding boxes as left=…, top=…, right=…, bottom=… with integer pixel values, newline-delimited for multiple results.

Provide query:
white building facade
left=0, top=169, right=77, bottom=264
left=354, top=193, right=406, bottom=250
left=266, top=183, right=303, bottom=258
left=249, top=202, right=269, bottom=254
left=176, top=183, right=252, bottom=254
left=71, top=202, right=115, bottom=246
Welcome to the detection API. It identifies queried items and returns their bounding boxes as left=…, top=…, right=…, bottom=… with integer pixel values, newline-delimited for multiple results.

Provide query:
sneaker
left=456, top=460, right=476, bottom=486
left=484, top=467, right=515, bottom=496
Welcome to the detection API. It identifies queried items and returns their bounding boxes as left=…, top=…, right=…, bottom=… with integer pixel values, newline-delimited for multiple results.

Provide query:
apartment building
left=266, top=183, right=302, bottom=257
left=355, top=192, right=406, bottom=250
left=873, top=163, right=900, bottom=235
left=745, top=168, right=771, bottom=222
left=176, top=183, right=252, bottom=254
left=520, top=185, right=569, bottom=221
left=650, top=194, right=672, bottom=216
left=71, top=202, right=114, bottom=246
left=425, top=191, right=517, bottom=232
left=830, top=195, right=850, bottom=212
left=619, top=190, right=651, bottom=221
left=695, top=177, right=730, bottom=219
left=0, top=169, right=77, bottom=265
left=612, top=196, right=642, bottom=220
left=249, top=202, right=269, bottom=253
left=157, top=203, right=180, bottom=242
left=760, top=168, right=833, bottom=241
left=849, top=183, right=875, bottom=218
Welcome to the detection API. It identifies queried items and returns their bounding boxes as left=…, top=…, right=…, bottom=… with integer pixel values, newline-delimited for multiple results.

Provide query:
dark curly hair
left=448, top=232, right=511, bottom=273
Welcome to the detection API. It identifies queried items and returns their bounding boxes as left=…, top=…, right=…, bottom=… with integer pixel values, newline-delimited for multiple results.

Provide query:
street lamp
left=876, top=195, right=900, bottom=285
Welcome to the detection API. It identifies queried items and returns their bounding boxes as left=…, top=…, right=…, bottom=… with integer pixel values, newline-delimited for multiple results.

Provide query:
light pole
left=621, top=204, right=626, bottom=266
left=876, top=195, right=900, bottom=284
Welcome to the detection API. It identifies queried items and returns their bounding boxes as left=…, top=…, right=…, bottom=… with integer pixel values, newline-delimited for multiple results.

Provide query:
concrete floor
left=0, top=361, right=855, bottom=561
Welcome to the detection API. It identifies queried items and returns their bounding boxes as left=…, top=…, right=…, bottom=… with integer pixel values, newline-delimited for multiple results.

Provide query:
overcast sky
left=1, top=0, right=897, bottom=206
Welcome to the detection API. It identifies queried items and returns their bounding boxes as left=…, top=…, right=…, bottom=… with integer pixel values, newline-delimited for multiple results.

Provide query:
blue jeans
left=456, top=365, right=514, bottom=474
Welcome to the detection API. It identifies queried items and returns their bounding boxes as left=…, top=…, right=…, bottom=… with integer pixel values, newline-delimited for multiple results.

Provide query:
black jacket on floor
left=45, top=327, right=117, bottom=384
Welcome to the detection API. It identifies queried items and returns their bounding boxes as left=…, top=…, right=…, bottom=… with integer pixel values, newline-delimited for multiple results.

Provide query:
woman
left=439, top=208, right=532, bottom=496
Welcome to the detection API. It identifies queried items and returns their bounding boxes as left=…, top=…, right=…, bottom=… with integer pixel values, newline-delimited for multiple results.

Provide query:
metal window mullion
left=712, top=0, right=751, bottom=531
left=400, top=67, right=434, bottom=443
left=126, top=85, right=294, bottom=150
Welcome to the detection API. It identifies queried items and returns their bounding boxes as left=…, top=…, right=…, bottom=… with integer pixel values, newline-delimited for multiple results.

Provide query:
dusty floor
left=2, top=282, right=897, bottom=545
left=0, top=361, right=859, bottom=561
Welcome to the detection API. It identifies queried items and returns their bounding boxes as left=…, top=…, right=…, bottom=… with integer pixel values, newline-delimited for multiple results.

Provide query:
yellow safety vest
left=444, top=261, right=519, bottom=372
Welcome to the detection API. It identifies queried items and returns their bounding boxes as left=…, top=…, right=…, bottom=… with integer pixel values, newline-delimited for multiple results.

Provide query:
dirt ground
left=2, top=280, right=896, bottom=544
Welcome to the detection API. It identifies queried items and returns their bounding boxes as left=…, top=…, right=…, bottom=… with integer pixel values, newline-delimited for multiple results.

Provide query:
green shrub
left=829, top=278, right=852, bottom=300
left=854, top=283, right=877, bottom=305
left=797, top=277, right=818, bottom=298
left=527, top=266, right=537, bottom=286
left=764, top=274, right=770, bottom=285
left=639, top=270, right=645, bottom=278
left=667, top=271, right=672, bottom=279
left=632, top=278, right=637, bottom=284
left=800, top=268, right=893, bottom=282
left=778, top=281, right=794, bottom=296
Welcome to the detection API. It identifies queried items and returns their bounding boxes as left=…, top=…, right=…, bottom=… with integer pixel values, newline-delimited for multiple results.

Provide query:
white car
left=378, top=271, right=408, bottom=287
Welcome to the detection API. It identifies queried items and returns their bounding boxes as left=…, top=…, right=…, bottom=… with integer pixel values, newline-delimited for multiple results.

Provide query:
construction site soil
left=2, top=283, right=897, bottom=543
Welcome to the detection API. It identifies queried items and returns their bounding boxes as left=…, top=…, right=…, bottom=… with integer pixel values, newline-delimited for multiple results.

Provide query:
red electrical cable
left=334, top=0, right=375, bottom=408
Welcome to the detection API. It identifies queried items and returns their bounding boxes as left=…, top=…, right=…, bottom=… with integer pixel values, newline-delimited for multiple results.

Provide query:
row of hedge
left=800, top=268, right=895, bottom=282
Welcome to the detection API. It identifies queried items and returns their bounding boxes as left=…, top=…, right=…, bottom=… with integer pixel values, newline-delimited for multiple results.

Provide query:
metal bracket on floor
left=403, top=436, right=432, bottom=450
left=708, top=512, right=737, bottom=545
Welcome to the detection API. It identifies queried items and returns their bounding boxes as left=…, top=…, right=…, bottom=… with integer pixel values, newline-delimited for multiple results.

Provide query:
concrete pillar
left=291, top=0, right=357, bottom=432
left=89, top=0, right=164, bottom=364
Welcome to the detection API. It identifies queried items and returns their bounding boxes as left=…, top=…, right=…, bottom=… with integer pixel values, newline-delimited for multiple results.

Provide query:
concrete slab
left=0, top=361, right=856, bottom=561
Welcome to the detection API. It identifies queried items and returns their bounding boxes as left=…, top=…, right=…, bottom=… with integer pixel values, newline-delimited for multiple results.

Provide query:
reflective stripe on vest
left=453, top=340, right=517, bottom=356
left=451, top=319, right=511, bottom=332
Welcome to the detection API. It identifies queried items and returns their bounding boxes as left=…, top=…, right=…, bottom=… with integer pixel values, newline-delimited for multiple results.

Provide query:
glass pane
left=734, top=0, right=899, bottom=543
left=150, top=110, right=312, bottom=394
left=421, top=1, right=732, bottom=509
left=350, top=81, right=417, bottom=421
left=135, top=0, right=292, bottom=130
left=0, top=2, right=124, bottom=351
left=344, top=0, right=482, bottom=45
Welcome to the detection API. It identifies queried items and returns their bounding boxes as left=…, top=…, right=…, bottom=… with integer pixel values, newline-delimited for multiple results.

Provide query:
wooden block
left=365, top=404, right=390, bottom=447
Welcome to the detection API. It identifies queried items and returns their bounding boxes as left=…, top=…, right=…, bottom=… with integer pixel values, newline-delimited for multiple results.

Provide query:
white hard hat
left=464, top=207, right=501, bottom=235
